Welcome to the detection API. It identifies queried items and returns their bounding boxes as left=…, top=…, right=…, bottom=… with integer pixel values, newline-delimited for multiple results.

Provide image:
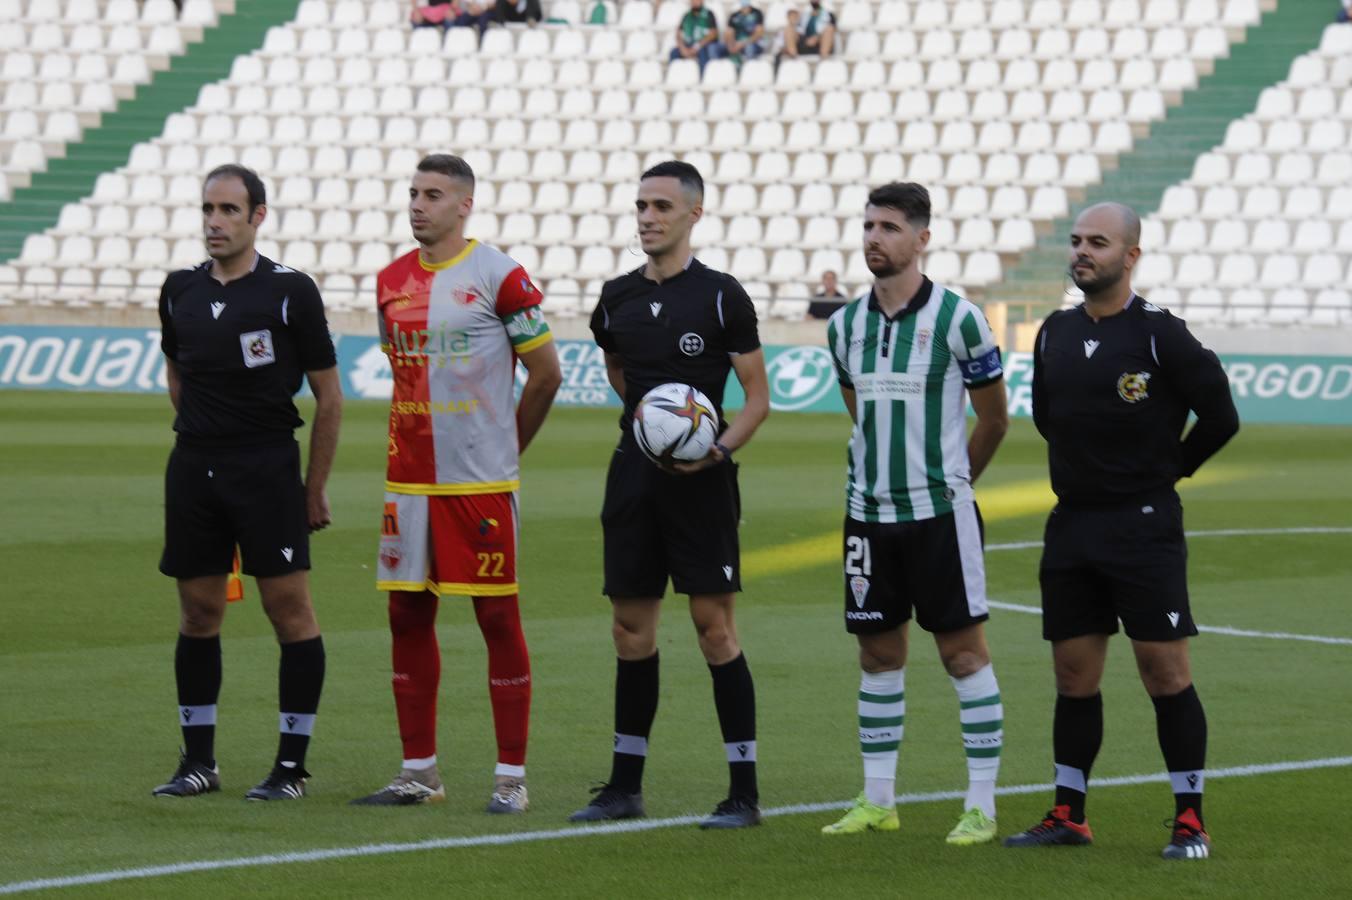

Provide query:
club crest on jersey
left=1117, top=371, right=1151, bottom=403
left=239, top=329, right=275, bottom=368
left=679, top=332, right=705, bottom=356
left=915, top=328, right=931, bottom=353
left=849, top=575, right=870, bottom=608
left=379, top=544, right=402, bottom=570
left=453, top=286, right=480, bottom=306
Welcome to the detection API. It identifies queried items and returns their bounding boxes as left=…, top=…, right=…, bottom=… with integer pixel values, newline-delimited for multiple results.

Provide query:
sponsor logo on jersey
left=649, top=301, right=662, bottom=318
left=1084, top=339, right=1100, bottom=358
left=1117, top=371, right=1151, bottom=403
left=273, top=264, right=296, bottom=274
left=239, top=329, right=275, bottom=368
left=453, top=286, right=480, bottom=306
left=382, top=502, right=399, bottom=537
left=849, top=575, right=870, bottom=608
left=678, top=332, right=705, bottom=356
left=387, top=321, right=471, bottom=368
left=478, top=517, right=499, bottom=535
left=210, top=301, right=226, bottom=320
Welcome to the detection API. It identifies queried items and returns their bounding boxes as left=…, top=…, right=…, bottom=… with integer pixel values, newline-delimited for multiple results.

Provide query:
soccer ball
left=632, top=382, right=719, bottom=466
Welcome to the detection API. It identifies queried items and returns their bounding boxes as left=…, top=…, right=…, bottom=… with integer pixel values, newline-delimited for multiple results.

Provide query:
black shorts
left=601, top=430, right=740, bottom=598
left=842, top=504, right=990, bottom=635
left=160, top=440, right=311, bottom=580
left=1039, top=490, right=1194, bottom=642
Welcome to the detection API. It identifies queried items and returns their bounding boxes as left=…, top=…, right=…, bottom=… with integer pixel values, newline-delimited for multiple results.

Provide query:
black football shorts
left=160, top=440, right=311, bottom=580
left=841, top=504, right=991, bottom=635
left=601, top=430, right=741, bottom=599
left=1039, top=490, right=1195, bottom=642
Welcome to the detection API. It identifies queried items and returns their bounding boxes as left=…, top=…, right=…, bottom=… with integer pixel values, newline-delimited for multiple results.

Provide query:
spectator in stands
left=494, top=0, right=543, bottom=24
left=1338, top=0, right=1351, bottom=23
left=780, top=1, right=836, bottom=59
left=409, top=0, right=493, bottom=32
left=669, top=0, right=721, bottom=73
left=711, top=4, right=768, bottom=64
left=807, top=270, right=847, bottom=319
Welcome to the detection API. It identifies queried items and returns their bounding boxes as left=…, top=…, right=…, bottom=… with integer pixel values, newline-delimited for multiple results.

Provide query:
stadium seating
left=0, top=0, right=213, bottom=195
left=1, top=0, right=1280, bottom=316
left=1137, top=21, right=1352, bottom=326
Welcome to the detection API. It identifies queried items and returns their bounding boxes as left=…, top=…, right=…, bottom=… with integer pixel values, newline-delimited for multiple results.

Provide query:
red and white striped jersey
left=377, top=240, right=552, bottom=494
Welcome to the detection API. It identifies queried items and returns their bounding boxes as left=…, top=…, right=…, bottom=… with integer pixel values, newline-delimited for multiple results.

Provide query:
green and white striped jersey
left=826, top=279, right=1003, bottom=524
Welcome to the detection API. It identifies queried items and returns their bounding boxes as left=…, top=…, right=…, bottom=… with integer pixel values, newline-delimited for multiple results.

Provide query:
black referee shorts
left=601, top=430, right=741, bottom=599
left=1039, top=490, right=1195, bottom=643
left=160, top=440, right=311, bottom=581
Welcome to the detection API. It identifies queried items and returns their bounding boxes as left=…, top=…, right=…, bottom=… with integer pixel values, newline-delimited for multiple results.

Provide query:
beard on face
left=1069, top=258, right=1125, bottom=294
left=865, top=247, right=911, bottom=279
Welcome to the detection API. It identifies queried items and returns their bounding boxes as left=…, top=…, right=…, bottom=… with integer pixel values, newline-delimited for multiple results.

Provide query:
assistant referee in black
left=1004, top=203, right=1238, bottom=859
left=568, top=161, right=770, bottom=829
left=151, top=164, right=342, bottom=802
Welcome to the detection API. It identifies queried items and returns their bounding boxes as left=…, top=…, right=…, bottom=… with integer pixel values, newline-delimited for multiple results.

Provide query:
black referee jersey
left=1031, top=294, right=1239, bottom=504
left=158, top=254, right=336, bottom=447
left=590, top=257, right=760, bottom=431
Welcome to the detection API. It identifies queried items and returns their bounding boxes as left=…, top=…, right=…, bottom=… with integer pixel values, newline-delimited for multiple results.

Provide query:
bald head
left=1068, top=202, right=1143, bottom=299
left=1075, top=202, right=1141, bottom=248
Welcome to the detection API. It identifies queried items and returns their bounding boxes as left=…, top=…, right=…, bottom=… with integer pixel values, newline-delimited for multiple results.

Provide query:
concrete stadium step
left=992, top=0, right=1335, bottom=320
left=0, top=0, right=302, bottom=263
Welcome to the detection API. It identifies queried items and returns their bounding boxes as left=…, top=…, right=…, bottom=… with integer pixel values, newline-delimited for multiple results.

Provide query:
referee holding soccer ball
left=569, top=161, right=771, bottom=829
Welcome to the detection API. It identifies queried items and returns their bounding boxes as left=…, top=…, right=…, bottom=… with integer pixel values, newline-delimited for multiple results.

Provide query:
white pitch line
left=986, top=600, right=1352, bottom=646
left=3, top=756, right=1350, bottom=896
left=986, top=525, right=1352, bottom=554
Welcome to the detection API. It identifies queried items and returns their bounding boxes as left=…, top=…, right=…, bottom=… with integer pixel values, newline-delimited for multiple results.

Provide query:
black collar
left=867, top=276, right=933, bottom=323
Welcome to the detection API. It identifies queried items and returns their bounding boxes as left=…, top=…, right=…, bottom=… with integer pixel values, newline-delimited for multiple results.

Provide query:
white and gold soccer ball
left=632, top=382, right=720, bottom=467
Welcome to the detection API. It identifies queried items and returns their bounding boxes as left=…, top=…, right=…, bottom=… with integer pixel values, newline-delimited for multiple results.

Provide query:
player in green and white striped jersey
left=820, top=183, right=1010, bottom=845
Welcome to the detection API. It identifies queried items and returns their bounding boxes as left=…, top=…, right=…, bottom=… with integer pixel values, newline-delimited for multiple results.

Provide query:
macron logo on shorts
left=1167, top=611, right=1180, bottom=628
left=281, top=547, right=294, bottom=562
left=723, top=565, right=733, bottom=581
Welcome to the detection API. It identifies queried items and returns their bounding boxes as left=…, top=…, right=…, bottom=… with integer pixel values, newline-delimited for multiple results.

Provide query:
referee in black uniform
left=568, top=161, right=770, bottom=829
left=151, top=164, right=342, bottom=802
left=1005, top=203, right=1238, bottom=859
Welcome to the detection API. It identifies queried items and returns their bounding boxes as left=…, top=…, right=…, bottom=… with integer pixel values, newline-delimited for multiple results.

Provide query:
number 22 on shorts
left=476, top=552, right=506, bottom=577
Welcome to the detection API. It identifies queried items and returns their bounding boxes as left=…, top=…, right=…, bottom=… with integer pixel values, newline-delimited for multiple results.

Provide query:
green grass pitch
left=2, top=390, right=1350, bottom=897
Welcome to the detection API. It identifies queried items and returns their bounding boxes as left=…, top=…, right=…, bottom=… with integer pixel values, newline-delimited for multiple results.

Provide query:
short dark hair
left=641, top=160, right=704, bottom=201
left=204, top=164, right=266, bottom=215
left=867, top=182, right=931, bottom=228
left=417, top=153, right=475, bottom=191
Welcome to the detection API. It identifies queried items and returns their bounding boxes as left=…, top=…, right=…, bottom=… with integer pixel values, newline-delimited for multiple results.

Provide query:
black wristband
left=714, top=441, right=732, bottom=460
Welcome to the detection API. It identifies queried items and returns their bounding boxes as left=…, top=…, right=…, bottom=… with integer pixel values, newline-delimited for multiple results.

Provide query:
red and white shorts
left=376, top=492, right=518, bottom=597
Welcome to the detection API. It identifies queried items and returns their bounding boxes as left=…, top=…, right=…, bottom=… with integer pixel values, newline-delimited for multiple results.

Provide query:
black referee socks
left=276, top=635, right=325, bottom=771
left=709, top=652, right=758, bottom=802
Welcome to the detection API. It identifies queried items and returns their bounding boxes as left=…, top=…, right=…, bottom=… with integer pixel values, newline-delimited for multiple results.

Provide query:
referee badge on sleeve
left=240, top=329, right=276, bottom=368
